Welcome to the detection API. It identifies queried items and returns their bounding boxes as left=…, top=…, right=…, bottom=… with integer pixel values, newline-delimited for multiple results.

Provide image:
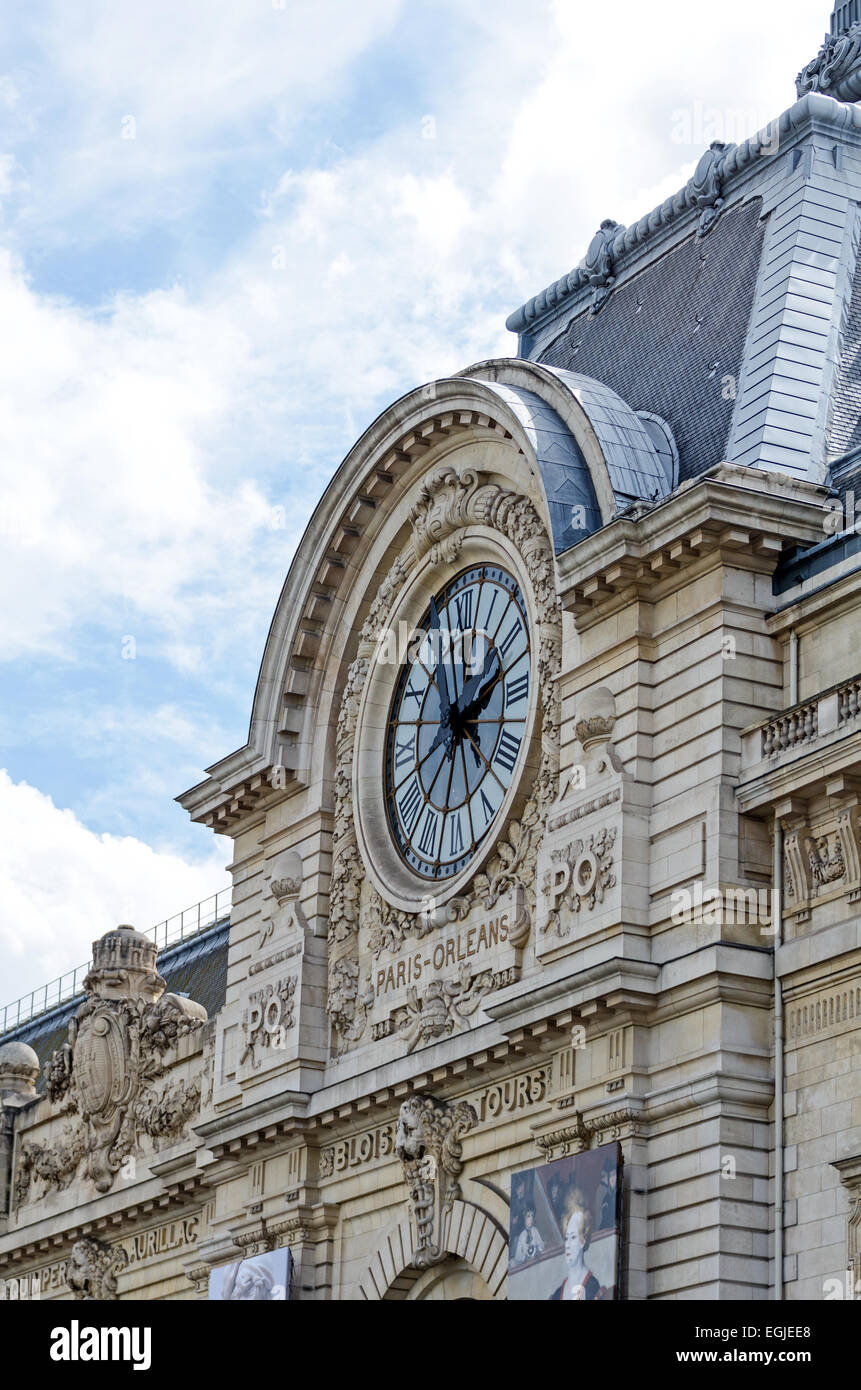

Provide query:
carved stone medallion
left=16, top=924, right=207, bottom=1201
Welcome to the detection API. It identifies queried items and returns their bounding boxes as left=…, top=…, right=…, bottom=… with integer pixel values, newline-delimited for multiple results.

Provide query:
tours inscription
left=319, top=1064, right=551, bottom=1178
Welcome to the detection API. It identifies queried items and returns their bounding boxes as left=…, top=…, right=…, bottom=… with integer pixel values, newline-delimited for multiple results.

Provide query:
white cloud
left=0, top=0, right=836, bottom=1005
left=0, top=247, right=307, bottom=668
left=8, top=0, right=405, bottom=235
left=0, top=770, right=229, bottom=1010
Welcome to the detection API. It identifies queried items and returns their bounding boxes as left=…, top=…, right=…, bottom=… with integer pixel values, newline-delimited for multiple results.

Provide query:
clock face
left=384, top=564, right=531, bottom=881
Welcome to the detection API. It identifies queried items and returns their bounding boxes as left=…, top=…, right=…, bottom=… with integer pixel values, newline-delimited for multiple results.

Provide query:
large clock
left=384, top=564, right=531, bottom=881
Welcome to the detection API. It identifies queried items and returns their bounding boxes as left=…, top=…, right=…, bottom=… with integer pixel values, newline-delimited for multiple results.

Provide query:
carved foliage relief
left=542, top=827, right=618, bottom=940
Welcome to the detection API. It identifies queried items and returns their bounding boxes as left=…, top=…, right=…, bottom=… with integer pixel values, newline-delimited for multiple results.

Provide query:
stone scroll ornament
left=689, top=142, right=733, bottom=238
left=325, top=469, right=562, bottom=1053
left=15, top=925, right=207, bottom=1202
left=395, top=1094, right=478, bottom=1268
left=797, top=23, right=861, bottom=100
left=584, top=220, right=624, bottom=315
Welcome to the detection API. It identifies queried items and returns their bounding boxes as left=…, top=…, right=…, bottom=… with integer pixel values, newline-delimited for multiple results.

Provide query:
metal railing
left=0, top=888, right=231, bottom=1037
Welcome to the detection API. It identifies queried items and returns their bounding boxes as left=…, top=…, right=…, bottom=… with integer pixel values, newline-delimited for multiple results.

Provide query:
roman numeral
left=403, top=680, right=424, bottom=706
left=417, top=809, right=439, bottom=857
left=494, top=729, right=522, bottom=773
left=398, top=778, right=422, bottom=833
left=454, top=588, right=473, bottom=631
left=479, top=789, right=494, bottom=824
left=483, top=589, right=499, bottom=630
left=394, top=736, right=414, bottom=769
left=505, top=672, right=529, bottom=707
left=498, top=617, right=523, bottom=657
left=449, top=813, right=465, bottom=855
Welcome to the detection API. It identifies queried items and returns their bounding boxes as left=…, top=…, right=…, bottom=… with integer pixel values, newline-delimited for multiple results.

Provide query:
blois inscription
left=319, top=1065, right=551, bottom=1177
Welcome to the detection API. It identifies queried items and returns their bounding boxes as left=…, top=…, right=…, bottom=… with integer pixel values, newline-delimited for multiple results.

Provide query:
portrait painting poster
left=507, top=1142, right=622, bottom=1300
left=208, top=1247, right=292, bottom=1300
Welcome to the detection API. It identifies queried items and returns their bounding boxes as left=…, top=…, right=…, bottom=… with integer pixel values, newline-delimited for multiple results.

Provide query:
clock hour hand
left=455, top=645, right=499, bottom=721
left=456, top=646, right=501, bottom=768
left=426, top=721, right=453, bottom=761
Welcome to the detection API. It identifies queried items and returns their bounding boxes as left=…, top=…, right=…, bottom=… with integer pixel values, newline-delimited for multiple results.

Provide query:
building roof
left=507, top=89, right=861, bottom=490
left=533, top=201, right=766, bottom=485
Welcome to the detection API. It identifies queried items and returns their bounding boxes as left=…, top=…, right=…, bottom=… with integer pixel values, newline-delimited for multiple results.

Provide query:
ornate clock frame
left=327, top=466, right=562, bottom=1053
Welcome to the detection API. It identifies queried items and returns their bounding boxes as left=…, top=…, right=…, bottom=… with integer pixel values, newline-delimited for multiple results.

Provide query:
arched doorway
left=406, top=1260, right=493, bottom=1300
left=358, top=1200, right=508, bottom=1300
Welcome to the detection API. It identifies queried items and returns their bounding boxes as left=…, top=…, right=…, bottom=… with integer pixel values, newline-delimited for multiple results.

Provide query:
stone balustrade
left=741, top=674, right=861, bottom=771
left=761, top=701, right=819, bottom=758
left=838, top=677, right=861, bottom=727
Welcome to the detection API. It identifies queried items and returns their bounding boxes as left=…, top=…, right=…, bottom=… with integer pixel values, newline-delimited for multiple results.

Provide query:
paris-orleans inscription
left=319, top=1064, right=551, bottom=1178
left=368, top=890, right=523, bottom=1048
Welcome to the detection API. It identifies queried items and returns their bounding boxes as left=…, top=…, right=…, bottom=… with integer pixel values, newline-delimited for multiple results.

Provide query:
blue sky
left=0, top=0, right=825, bottom=999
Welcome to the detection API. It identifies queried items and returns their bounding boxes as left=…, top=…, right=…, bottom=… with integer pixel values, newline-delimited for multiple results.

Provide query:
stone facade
left=2, top=5, right=861, bottom=1302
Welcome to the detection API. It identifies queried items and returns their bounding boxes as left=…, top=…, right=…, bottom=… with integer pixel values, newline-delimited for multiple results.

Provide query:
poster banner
left=508, top=1142, right=622, bottom=1300
left=208, top=1247, right=292, bottom=1301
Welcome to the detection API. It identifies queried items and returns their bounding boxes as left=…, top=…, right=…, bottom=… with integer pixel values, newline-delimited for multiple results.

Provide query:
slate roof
left=828, top=254, right=861, bottom=459
left=0, top=919, right=229, bottom=1087
left=466, top=371, right=671, bottom=554
left=541, top=369, right=672, bottom=503
left=475, top=380, right=602, bottom=552
left=534, top=199, right=766, bottom=484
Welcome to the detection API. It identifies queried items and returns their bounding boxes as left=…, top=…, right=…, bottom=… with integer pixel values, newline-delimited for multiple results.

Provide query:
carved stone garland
left=326, top=468, right=563, bottom=1052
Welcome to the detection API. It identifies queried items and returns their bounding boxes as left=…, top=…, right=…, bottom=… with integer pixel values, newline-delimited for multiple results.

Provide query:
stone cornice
left=833, top=1153, right=861, bottom=1187
left=641, top=1071, right=775, bottom=1123
left=176, top=761, right=279, bottom=836
left=768, top=564, right=861, bottom=635
left=193, top=1089, right=311, bottom=1147
left=482, top=954, right=660, bottom=1027
left=0, top=1173, right=206, bottom=1267
left=737, top=722, right=861, bottom=814
left=777, top=920, right=861, bottom=982
left=556, top=464, right=829, bottom=624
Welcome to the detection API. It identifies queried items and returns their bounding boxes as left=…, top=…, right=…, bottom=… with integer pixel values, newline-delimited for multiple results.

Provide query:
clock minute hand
left=427, top=594, right=452, bottom=717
